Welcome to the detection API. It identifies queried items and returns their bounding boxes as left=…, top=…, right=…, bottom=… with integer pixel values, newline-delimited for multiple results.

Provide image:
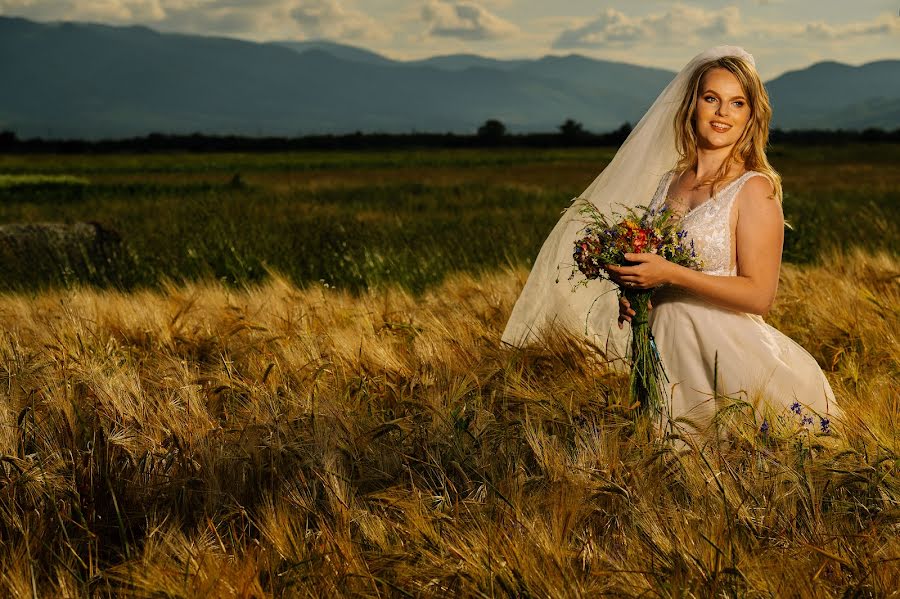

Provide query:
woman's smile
left=692, top=67, right=751, bottom=147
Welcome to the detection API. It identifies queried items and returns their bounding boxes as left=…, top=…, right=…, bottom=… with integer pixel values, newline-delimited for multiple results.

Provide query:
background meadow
left=0, top=144, right=897, bottom=293
left=0, top=145, right=897, bottom=597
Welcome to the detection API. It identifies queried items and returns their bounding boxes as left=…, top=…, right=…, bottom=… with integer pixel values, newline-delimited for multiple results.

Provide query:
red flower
left=633, top=229, right=648, bottom=252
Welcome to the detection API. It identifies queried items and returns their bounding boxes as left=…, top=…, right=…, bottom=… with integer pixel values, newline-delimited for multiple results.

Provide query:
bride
left=500, top=45, right=841, bottom=438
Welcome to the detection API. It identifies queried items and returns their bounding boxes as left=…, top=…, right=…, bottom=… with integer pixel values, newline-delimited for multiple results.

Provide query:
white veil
left=500, top=45, right=757, bottom=362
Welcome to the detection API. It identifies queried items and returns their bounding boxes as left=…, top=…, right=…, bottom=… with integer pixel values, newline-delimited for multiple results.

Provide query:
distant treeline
left=1, top=120, right=899, bottom=153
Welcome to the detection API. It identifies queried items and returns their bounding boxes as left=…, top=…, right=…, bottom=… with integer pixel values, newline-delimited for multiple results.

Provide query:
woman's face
left=693, top=67, right=751, bottom=150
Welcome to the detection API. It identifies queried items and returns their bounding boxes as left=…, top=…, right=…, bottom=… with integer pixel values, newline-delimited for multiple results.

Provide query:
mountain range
left=1, top=15, right=898, bottom=140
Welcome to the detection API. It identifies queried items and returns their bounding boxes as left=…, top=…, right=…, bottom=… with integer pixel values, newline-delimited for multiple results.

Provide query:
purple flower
left=760, top=419, right=769, bottom=435
left=819, top=417, right=831, bottom=434
left=802, top=415, right=814, bottom=426
left=790, top=401, right=802, bottom=415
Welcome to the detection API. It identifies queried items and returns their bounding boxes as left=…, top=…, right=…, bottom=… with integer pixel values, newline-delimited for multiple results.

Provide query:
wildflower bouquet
left=569, top=200, right=702, bottom=414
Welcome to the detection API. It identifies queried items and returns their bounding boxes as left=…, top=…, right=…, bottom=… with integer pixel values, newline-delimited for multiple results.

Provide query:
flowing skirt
left=648, top=286, right=840, bottom=436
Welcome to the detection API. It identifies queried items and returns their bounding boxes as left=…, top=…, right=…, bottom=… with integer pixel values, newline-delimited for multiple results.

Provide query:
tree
left=614, top=122, right=632, bottom=137
left=607, top=122, right=632, bottom=145
left=477, top=119, right=507, bottom=140
left=0, top=130, right=18, bottom=149
left=559, top=118, right=585, bottom=139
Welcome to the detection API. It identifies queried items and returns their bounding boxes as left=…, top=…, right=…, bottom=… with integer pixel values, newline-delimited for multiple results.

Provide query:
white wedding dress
left=645, top=168, right=841, bottom=435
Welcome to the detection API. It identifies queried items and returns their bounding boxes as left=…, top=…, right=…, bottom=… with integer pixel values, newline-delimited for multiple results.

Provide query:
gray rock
left=0, top=221, right=124, bottom=287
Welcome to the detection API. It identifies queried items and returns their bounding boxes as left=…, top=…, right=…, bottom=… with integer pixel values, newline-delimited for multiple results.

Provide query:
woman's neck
left=693, top=146, right=744, bottom=182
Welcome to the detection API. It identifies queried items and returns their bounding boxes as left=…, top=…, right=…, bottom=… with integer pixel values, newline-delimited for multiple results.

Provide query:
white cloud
left=1, top=0, right=896, bottom=77
left=551, top=3, right=899, bottom=52
left=800, top=14, right=900, bottom=40
left=421, top=0, right=518, bottom=41
left=0, top=0, right=391, bottom=42
left=552, top=3, right=741, bottom=49
left=289, top=0, right=391, bottom=41
left=160, top=1, right=278, bottom=35
left=0, top=0, right=165, bottom=21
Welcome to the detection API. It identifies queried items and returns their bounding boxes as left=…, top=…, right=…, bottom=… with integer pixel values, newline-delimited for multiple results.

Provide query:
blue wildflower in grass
left=760, top=419, right=770, bottom=435
left=802, top=415, right=814, bottom=426
left=819, top=417, right=831, bottom=434
left=790, top=401, right=802, bottom=415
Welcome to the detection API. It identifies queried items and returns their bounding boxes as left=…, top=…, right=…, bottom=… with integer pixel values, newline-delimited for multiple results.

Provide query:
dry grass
left=0, top=249, right=897, bottom=597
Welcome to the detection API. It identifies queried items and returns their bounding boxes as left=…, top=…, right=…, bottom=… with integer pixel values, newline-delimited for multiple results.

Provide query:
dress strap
left=722, top=171, right=767, bottom=209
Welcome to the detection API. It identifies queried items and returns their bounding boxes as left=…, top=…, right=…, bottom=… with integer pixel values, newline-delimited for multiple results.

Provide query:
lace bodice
left=648, top=169, right=766, bottom=276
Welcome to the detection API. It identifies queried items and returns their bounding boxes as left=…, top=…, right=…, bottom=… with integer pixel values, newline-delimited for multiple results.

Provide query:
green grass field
left=0, top=144, right=897, bottom=293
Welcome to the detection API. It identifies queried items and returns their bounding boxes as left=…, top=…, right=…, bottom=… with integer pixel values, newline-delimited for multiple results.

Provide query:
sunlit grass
left=0, top=248, right=896, bottom=596
left=0, top=174, right=90, bottom=187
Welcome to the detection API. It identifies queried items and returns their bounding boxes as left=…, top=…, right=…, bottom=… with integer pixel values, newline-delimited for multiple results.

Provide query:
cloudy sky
left=1, top=0, right=898, bottom=78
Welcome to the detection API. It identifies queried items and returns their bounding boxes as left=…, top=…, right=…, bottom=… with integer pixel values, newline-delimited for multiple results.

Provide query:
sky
left=1, top=0, right=898, bottom=79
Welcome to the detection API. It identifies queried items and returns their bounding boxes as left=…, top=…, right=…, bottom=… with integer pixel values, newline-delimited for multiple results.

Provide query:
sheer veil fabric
left=500, top=45, right=757, bottom=362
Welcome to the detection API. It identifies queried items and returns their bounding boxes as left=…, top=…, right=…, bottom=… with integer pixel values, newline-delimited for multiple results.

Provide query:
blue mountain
left=1, top=16, right=896, bottom=139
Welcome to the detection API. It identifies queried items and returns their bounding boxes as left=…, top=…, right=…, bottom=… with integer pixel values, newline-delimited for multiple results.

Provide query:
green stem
left=624, top=289, right=665, bottom=415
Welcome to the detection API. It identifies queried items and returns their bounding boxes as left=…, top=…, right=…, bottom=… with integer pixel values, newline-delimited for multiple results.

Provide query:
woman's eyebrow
left=702, top=89, right=747, bottom=101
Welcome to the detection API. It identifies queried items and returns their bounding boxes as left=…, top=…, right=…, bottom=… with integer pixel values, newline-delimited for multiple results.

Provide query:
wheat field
left=0, top=244, right=897, bottom=597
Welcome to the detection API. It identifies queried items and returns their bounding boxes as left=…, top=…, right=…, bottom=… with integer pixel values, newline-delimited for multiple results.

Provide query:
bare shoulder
left=736, top=172, right=780, bottom=217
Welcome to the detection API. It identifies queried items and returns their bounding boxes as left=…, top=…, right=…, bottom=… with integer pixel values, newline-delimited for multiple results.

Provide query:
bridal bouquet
left=569, top=201, right=702, bottom=414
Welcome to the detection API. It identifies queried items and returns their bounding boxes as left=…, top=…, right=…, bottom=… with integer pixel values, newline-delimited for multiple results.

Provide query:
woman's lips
left=710, top=121, right=732, bottom=133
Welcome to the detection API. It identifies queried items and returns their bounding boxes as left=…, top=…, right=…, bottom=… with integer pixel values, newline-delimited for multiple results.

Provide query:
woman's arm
left=606, top=175, right=784, bottom=316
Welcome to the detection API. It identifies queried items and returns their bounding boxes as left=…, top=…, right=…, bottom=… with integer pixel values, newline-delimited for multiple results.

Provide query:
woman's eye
left=704, top=96, right=716, bottom=102
left=733, top=101, right=745, bottom=107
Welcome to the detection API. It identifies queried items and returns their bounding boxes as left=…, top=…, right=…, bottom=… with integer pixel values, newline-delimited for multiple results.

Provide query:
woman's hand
left=617, top=295, right=653, bottom=329
left=605, top=252, right=676, bottom=290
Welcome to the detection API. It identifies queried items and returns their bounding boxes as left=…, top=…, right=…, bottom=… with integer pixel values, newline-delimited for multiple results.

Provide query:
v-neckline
left=664, top=170, right=752, bottom=218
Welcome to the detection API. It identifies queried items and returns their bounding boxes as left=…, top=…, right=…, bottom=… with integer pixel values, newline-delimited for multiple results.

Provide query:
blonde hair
left=672, top=55, right=783, bottom=204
